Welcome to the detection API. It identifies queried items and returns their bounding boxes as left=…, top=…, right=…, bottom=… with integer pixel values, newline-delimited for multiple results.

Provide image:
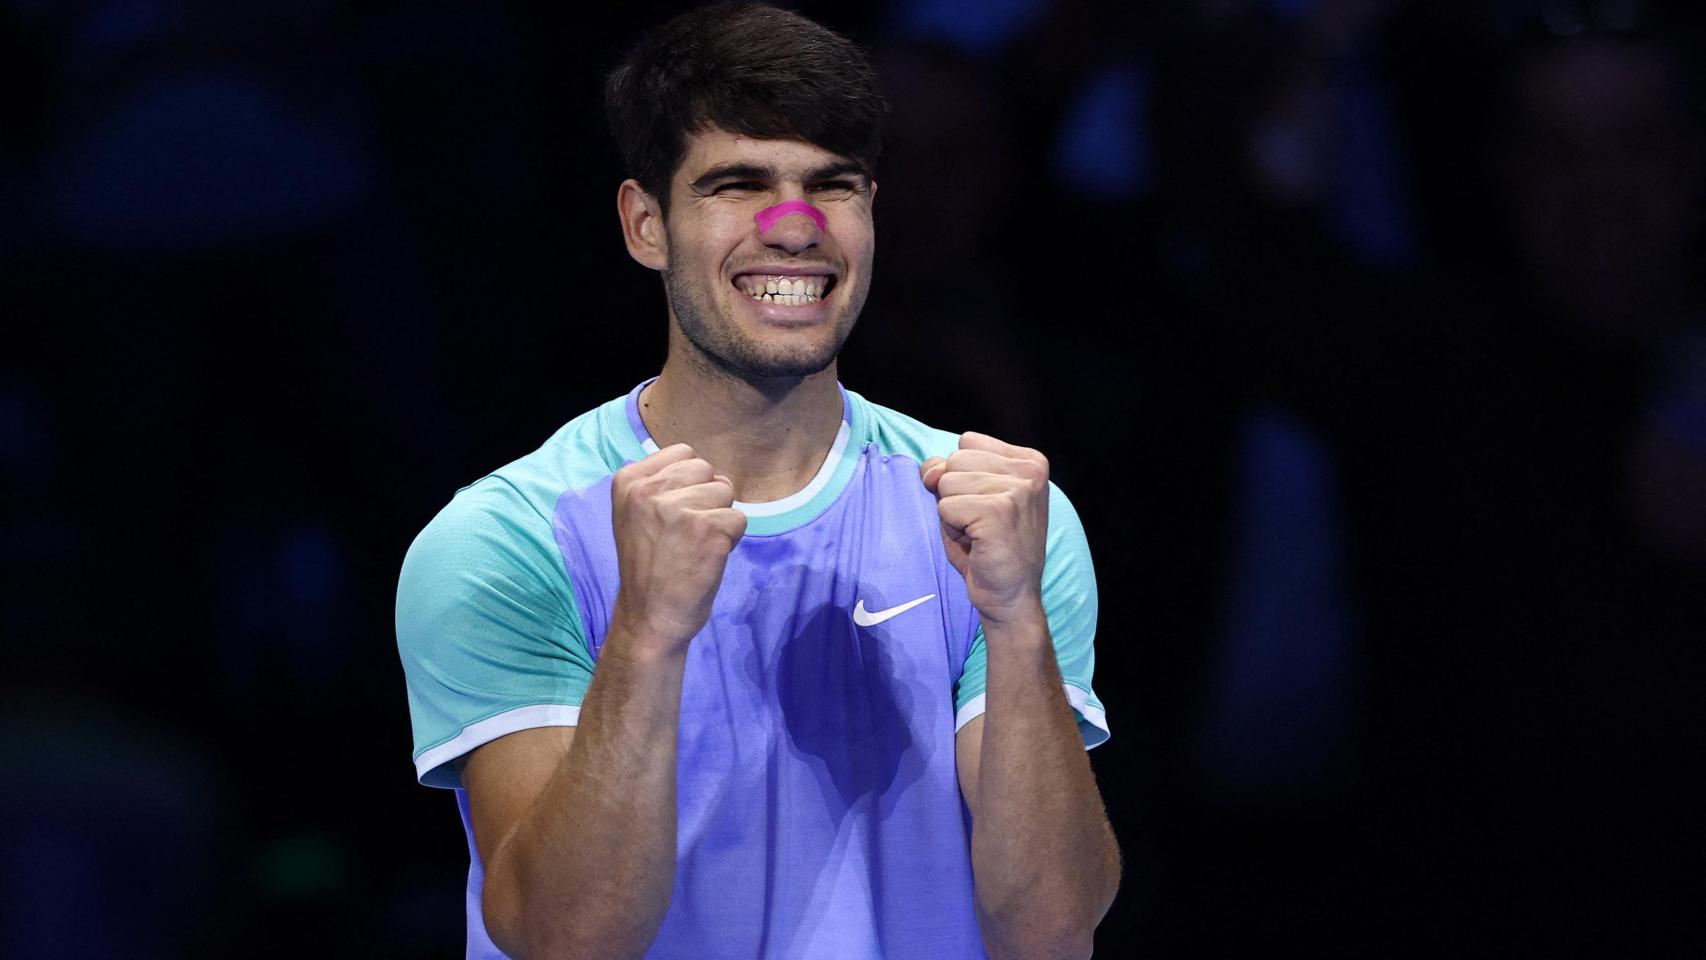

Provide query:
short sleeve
left=396, top=479, right=595, bottom=788
left=952, top=482, right=1108, bottom=749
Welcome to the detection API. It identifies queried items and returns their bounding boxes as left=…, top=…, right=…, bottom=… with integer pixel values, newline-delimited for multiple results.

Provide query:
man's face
left=657, top=128, right=876, bottom=381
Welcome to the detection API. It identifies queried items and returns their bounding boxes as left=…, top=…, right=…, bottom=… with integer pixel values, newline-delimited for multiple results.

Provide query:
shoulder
left=488, top=396, right=638, bottom=506
left=416, top=392, right=637, bottom=540
left=398, top=396, right=634, bottom=607
left=848, top=389, right=1088, bottom=512
left=847, top=389, right=963, bottom=463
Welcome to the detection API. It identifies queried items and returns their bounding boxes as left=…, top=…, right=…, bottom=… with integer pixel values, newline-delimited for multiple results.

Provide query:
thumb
left=920, top=456, right=947, bottom=493
left=938, top=520, right=971, bottom=576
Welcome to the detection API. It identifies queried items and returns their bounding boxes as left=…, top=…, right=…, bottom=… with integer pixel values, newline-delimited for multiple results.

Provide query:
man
left=396, top=5, right=1120, bottom=958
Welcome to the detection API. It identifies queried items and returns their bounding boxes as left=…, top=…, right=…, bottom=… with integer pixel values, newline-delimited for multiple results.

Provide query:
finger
left=958, top=431, right=1038, bottom=460
left=649, top=457, right=719, bottom=489
left=626, top=442, right=698, bottom=476
left=937, top=470, right=1021, bottom=498
left=943, top=448, right=1027, bottom=476
left=702, top=506, right=749, bottom=542
left=937, top=493, right=1008, bottom=533
left=920, top=456, right=947, bottom=492
left=938, top=511, right=971, bottom=544
left=940, top=521, right=972, bottom=551
left=659, top=479, right=738, bottom=511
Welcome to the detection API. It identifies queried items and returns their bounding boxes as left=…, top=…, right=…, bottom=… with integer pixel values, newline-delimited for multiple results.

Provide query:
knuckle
left=722, top=515, right=748, bottom=542
left=630, top=473, right=663, bottom=500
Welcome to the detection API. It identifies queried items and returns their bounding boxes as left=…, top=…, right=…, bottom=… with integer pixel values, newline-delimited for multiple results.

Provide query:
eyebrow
left=688, top=160, right=871, bottom=193
left=688, top=163, right=772, bottom=191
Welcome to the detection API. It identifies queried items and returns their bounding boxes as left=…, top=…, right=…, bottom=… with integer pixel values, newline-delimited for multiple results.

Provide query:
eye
left=715, top=181, right=764, bottom=195
left=810, top=179, right=860, bottom=198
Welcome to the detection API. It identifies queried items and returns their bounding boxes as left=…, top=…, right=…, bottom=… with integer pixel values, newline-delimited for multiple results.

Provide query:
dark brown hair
left=604, top=2, right=887, bottom=215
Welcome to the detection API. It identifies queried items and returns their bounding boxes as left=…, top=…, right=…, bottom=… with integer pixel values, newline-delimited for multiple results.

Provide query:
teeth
left=742, top=275, right=830, bottom=302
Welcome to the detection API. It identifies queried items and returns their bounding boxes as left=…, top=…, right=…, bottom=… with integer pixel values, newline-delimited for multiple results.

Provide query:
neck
left=639, top=353, right=844, bottom=504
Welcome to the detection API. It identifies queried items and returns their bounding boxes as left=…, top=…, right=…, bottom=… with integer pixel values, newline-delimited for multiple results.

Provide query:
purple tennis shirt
left=397, top=381, right=1107, bottom=958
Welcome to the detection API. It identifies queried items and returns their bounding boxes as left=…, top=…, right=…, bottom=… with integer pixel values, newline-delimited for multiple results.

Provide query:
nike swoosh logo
left=852, top=594, right=937, bottom=627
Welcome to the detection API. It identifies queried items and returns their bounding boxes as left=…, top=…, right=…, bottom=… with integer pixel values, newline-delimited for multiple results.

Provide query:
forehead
left=675, top=127, right=858, bottom=181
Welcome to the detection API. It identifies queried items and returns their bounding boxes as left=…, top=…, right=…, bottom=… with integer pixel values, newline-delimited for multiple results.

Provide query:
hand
left=609, top=443, right=747, bottom=653
left=921, top=432, right=1050, bottom=628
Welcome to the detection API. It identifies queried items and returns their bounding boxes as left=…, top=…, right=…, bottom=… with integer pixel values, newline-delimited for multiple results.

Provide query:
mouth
left=732, top=273, right=838, bottom=306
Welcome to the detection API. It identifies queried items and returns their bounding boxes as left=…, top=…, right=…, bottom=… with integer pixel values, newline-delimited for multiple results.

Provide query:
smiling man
left=395, top=4, right=1119, bottom=958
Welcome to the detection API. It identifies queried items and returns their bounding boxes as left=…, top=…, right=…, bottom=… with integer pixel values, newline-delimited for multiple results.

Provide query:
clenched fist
left=609, top=443, right=747, bottom=654
left=920, top=432, right=1050, bottom=628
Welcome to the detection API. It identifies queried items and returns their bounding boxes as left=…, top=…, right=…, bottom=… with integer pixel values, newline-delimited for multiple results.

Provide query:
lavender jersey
left=396, top=381, right=1107, bottom=959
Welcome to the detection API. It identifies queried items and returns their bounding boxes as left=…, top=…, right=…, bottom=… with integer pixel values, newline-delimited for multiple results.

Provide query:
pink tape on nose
left=754, top=199, right=827, bottom=235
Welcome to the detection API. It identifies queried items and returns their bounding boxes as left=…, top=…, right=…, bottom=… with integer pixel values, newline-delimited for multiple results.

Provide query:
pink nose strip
left=754, top=199, right=827, bottom=235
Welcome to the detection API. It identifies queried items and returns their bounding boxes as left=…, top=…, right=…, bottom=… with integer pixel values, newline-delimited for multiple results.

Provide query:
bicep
left=956, top=714, right=984, bottom=819
left=461, top=725, right=578, bottom=870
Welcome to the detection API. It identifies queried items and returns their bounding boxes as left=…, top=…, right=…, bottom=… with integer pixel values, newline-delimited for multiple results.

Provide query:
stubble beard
left=662, top=255, right=864, bottom=385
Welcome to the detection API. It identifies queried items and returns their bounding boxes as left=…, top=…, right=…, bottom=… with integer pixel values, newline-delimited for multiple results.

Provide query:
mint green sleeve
left=952, top=482, right=1108, bottom=748
left=395, top=480, right=595, bottom=788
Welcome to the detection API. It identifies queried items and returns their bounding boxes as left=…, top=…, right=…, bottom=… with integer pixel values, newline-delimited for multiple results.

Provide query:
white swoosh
left=852, top=593, right=937, bottom=627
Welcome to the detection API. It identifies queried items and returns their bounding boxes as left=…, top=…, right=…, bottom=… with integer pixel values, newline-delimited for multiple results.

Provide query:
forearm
left=486, top=628, right=687, bottom=959
left=972, top=611, right=1120, bottom=960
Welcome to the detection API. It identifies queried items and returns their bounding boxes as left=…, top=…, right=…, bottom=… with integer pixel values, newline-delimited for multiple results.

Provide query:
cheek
left=671, top=215, right=745, bottom=259
left=834, top=219, right=876, bottom=263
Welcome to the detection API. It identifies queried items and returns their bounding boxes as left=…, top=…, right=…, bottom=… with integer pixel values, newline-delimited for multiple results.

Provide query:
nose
left=755, top=199, right=825, bottom=255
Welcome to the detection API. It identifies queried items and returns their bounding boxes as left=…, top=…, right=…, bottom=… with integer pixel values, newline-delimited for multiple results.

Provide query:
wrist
left=976, top=593, right=1048, bottom=638
left=604, top=610, right=696, bottom=663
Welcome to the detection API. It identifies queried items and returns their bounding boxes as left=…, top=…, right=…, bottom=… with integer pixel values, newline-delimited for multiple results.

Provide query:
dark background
left=4, top=0, right=1704, bottom=955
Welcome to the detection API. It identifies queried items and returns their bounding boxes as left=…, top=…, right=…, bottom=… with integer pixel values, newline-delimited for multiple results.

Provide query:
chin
left=672, top=287, right=857, bottom=382
left=713, top=345, right=841, bottom=382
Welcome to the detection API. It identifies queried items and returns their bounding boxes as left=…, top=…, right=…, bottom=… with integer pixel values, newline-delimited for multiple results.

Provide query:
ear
left=618, top=179, right=668, bottom=271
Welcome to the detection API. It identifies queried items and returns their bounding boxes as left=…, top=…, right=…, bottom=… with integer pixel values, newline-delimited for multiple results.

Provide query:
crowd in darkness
left=3, top=0, right=1703, bottom=955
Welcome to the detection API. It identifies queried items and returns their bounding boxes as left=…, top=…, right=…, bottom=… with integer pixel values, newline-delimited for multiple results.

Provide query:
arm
left=467, top=445, right=745, bottom=959
left=467, top=633, right=688, bottom=959
left=926, top=435, right=1121, bottom=959
left=955, top=637, right=1120, bottom=960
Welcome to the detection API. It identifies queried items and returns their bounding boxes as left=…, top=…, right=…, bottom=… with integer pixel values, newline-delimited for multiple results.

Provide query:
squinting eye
left=717, top=181, right=763, bottom=194
left=812, top=180, right=858, bottom=195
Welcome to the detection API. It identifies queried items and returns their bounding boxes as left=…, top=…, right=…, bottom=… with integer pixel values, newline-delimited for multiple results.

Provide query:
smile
left=734, top=274, right=835, bottom=306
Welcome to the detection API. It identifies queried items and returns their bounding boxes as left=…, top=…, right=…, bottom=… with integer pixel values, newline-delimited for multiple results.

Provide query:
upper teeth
left=740, top=275, right=828, bottom=304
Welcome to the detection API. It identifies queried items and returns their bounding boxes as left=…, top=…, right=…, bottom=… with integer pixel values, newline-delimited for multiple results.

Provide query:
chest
left=556, top=448, right=981, bottom=683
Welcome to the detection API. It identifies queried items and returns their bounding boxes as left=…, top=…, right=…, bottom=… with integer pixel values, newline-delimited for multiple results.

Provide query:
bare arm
left=926, top=434, right=1121, bottom=960
left=467, top=634, right=689, bottom=958
left=466, top=444, right=745, bottom=959
left=955, top=622, right=1121, bottom=960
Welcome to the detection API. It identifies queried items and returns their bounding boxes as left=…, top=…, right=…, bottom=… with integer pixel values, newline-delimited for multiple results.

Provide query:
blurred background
left=3, top=0, right=1704, bottom=955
